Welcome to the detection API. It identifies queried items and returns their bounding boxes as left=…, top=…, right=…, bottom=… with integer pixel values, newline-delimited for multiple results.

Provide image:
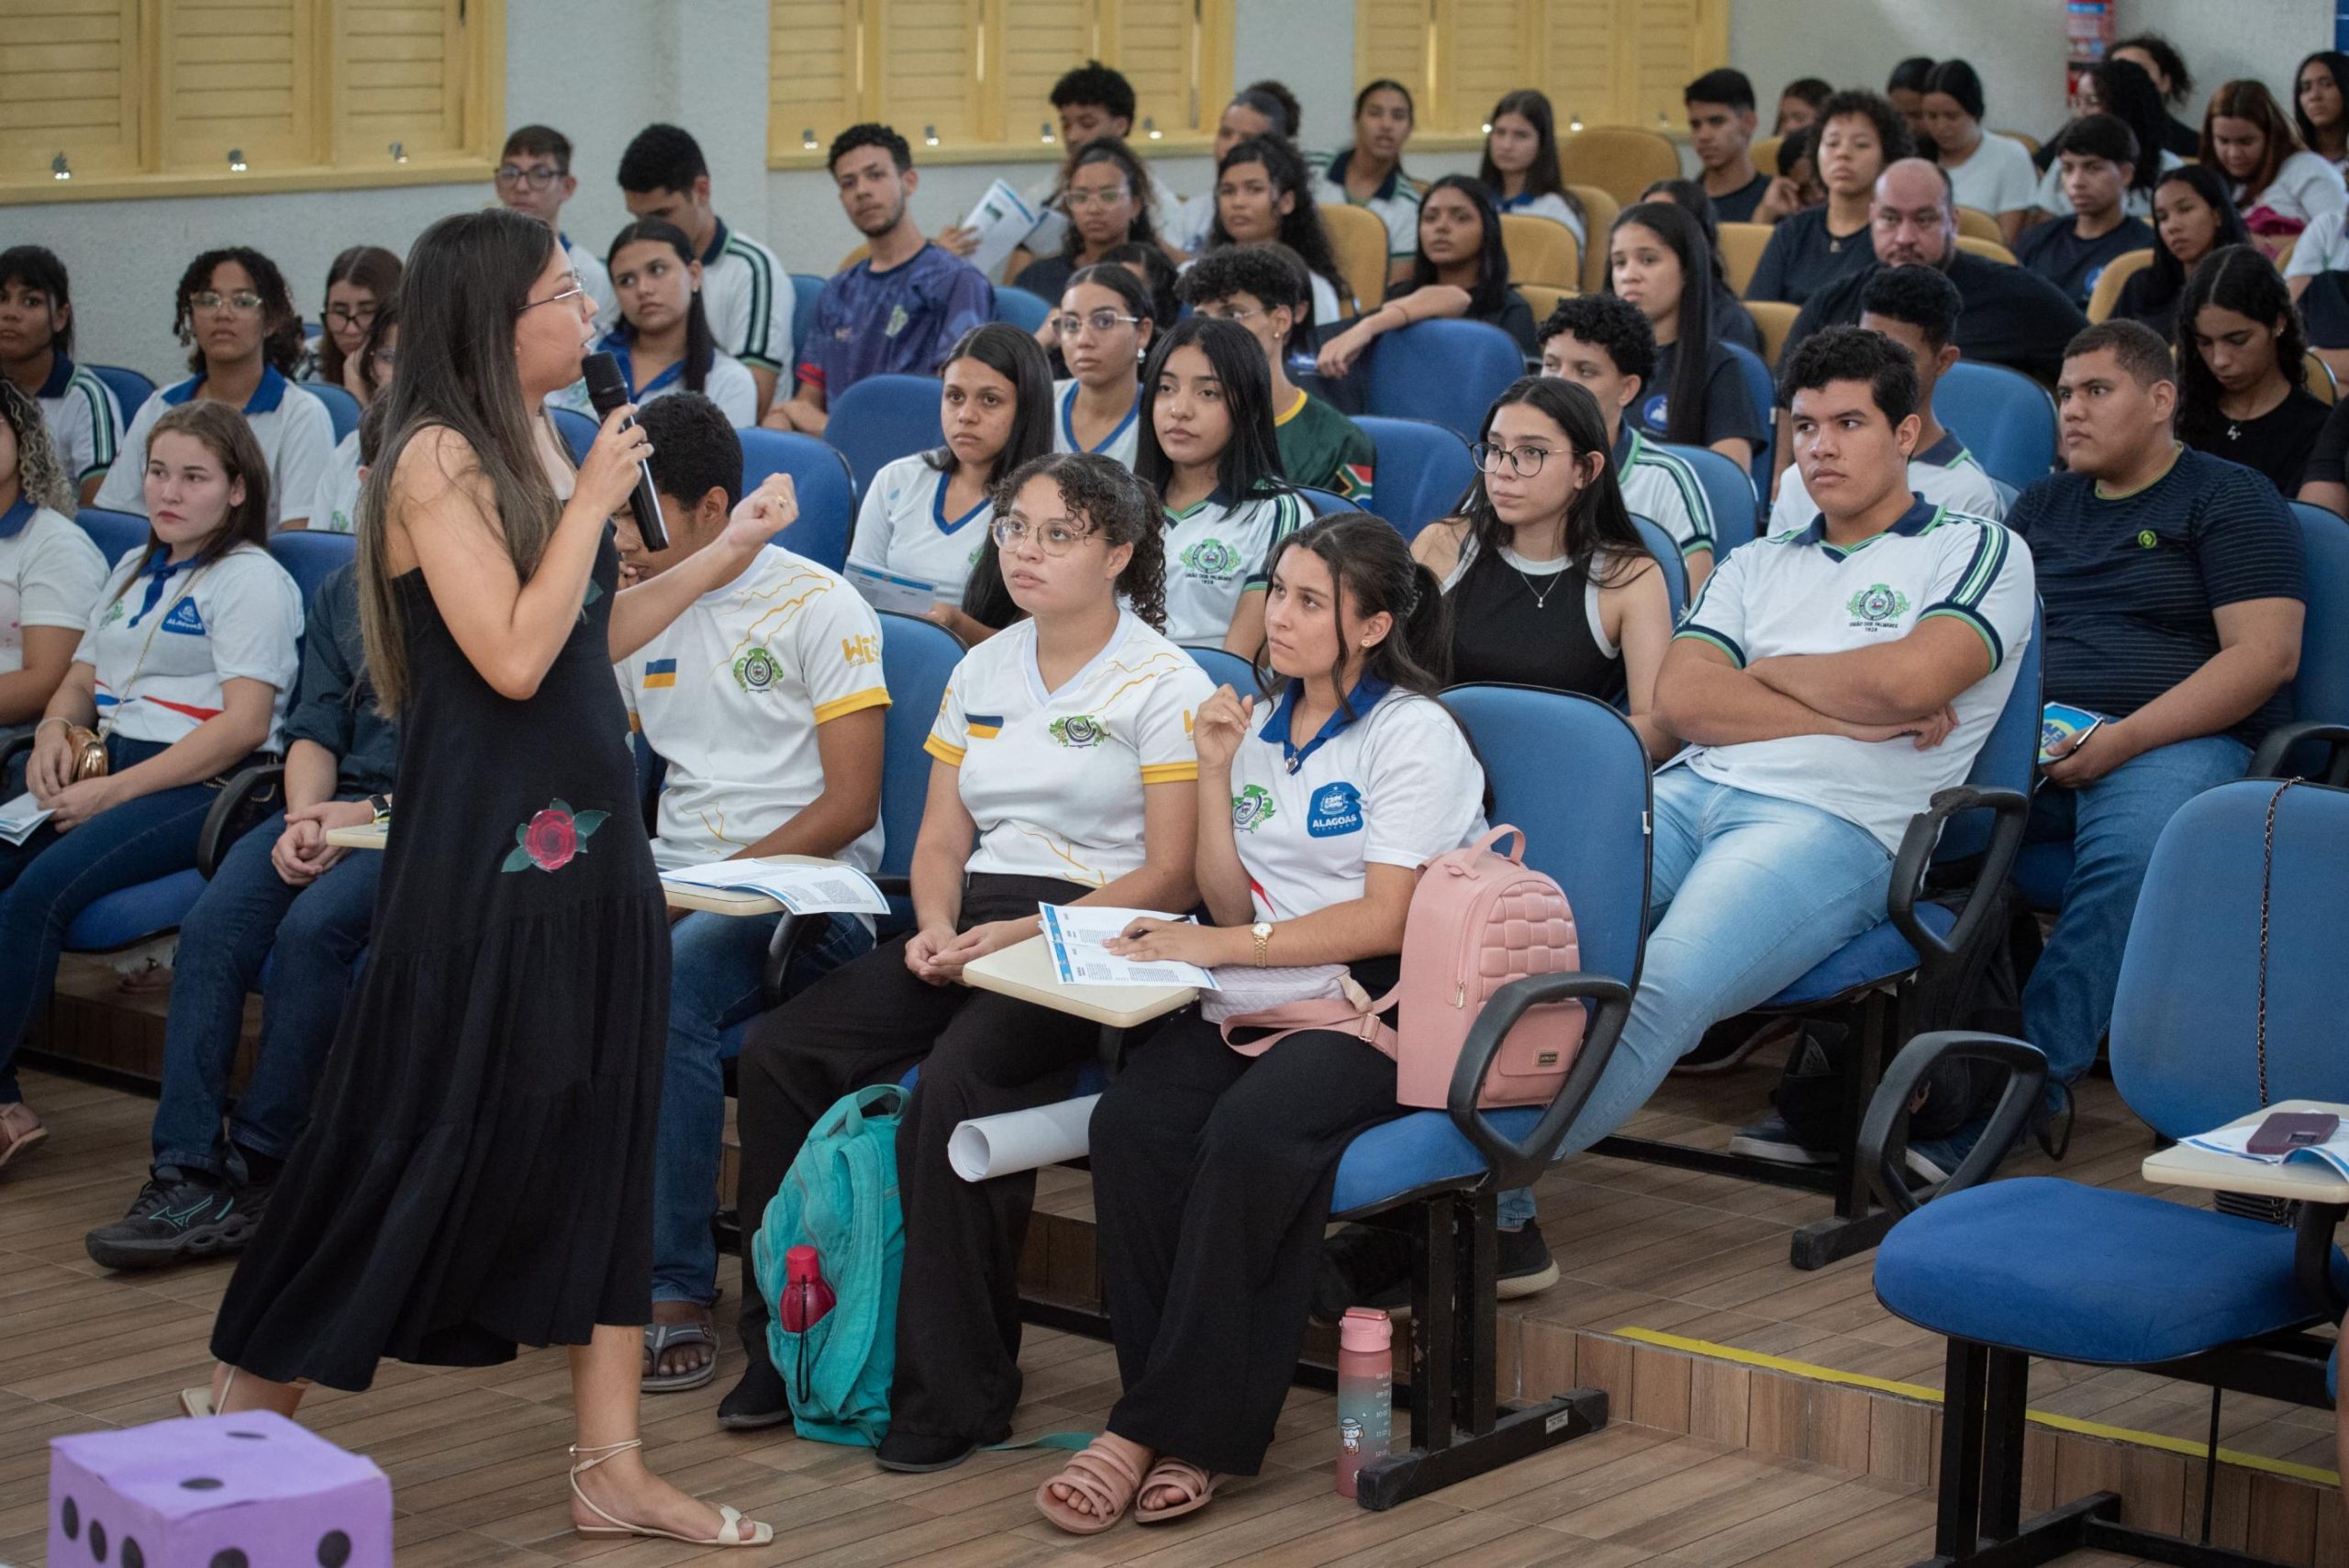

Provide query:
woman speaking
left=201, top=207, right=790, bottom=1549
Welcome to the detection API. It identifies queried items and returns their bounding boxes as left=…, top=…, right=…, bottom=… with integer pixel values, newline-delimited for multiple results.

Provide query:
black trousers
left=1090, top=1006, right=1404, bottom=1476
left=732, top=872, right=1097, bottom=1442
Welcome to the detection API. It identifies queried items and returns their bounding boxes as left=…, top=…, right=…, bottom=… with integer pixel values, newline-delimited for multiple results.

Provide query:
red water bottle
left=779, top=1244, right=834, bottom=1332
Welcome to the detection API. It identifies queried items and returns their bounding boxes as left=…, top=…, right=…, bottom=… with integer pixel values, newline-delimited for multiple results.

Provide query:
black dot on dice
left=89, top=1519, right=107, bottom=1562
left=61, top=1496, right=79, bottom=1540
left=122, top=1538, right=144, bottom=1568
left=181, top=1477, right=224, bottom=1490
left=210, top=1551, right=250, bottom=1568
left=317, top=1529, right=352, bottom=1568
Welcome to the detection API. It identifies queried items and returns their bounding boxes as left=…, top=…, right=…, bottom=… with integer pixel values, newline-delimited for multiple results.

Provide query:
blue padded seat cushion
left=1331, top=1106, right=1542, bottom=1215
left=1762, top=903, right=1954, bottom=1009
left=65, top=868, right=205, bottom=951
left=1876, top=1176, right=2346, bottom=1365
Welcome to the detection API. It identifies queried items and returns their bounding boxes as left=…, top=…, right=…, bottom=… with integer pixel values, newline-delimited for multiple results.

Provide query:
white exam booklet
left=0, top=793, right=54, bottom=847
left=661, top=859, right=890, bottom=915
left=1039, top=903, right=1219, bottom=991
left=845, top=561, right=952, bottom=617
left=960, top=179, right=1042, bottom=282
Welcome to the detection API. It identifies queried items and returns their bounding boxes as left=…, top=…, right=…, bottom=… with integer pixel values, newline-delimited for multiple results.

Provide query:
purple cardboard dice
left=48, top=1411, right=390, bottom=1568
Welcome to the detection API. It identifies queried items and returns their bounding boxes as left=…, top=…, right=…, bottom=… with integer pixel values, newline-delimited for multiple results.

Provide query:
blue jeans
left=1549, top=768, right=1895, bottom=1161
left=2021, top=734, right=2251, bottom=1089
left=150, top=812, right=383, bottom=1176
left=0, top=738, right=232, bottom=1103
left=652, top=908, right=874, bottom=1306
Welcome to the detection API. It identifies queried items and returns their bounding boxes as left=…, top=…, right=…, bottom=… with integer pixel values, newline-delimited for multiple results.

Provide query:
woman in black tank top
left=1412, top=375, right=1679, bottom=758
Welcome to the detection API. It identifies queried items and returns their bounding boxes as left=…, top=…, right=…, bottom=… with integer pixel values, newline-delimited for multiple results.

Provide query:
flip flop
left=1133, top=1456, right=1223, bottom=1524
left=0, top=1107, right=45, bottom=1173
left=1034, top=1438, right=1144, bottom=1536
left=640, top=1319, right=719, bottom=1393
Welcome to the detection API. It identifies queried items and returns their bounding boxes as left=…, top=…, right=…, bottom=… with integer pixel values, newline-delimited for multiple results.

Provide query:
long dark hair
left=1208, top=136, right=1346, bottom=316
left=921, top=323, right=1053, bottom=487
left=2296, top=51, right=2349, bottom=157
left=2202, top=80, right=2305, bottom=201
left=605, top=218, right=716, bottom=395
left=2073, top=59, right=2171, bottom=195
left=314, top=244, right=402, bottom=385
left=1101, top=241, right=1181, bottom=330
left=1341, top=79, right=1417, bottom=177
left=1478, top=90, right=1583, bottom=228
left=2145, top=165, right=2253, bottom=305
left=1405, top=174, right=1513, bottom=317
left=1457, top=377, right=1648, bottom=589
left=1261, top=512, right=1453, bottom=715
left=1057, top=137, right=1159, bottom=261
left=353, top=299, right=400, bottom=403
left=1608, top=201, right=1720, bottom=449
left=359, top=208, right=562, bottom=714
left=173, top=247, right=304, bottom=379
left=0, top=246, right=75, bottom=358
left=0, top=379, right=74, bottom=516
left=1059, top=262, right=1157, bottom=378
left=1134, top=316, right=1289, bottom=506
left=113, top=401, right=273, bottom=599
left=983, top=451, right=1169, bottom=631
left=2176, top=244, right=2310, bottom=450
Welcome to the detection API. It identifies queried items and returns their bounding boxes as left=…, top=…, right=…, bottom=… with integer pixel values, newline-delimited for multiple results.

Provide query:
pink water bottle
left=1335, top=1307, right=1393, bottom=1497
left=779, top=1244, right=835, bottom=1332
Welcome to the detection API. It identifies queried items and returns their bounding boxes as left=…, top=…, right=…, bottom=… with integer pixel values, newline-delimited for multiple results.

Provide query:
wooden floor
left=0, top=1067, right=2258, bottom=1568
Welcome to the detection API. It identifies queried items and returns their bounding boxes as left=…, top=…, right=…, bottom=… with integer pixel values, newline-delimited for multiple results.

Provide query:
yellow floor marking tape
left=1611, top=1326, right=2341, bottom=1489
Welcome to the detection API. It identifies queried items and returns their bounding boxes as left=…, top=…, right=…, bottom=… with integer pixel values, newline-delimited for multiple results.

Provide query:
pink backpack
left=1219, top=825, right=1586, bottom=1108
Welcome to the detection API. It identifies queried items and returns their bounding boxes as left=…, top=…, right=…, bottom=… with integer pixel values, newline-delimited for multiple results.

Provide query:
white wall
left=1729, top=0, right=2332, bottom=143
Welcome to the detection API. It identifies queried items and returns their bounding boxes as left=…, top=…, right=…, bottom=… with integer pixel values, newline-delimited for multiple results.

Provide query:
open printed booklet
left=1039, top=903, right=1219, bottom=991
left=660, top=858, right=889, bottom=915
left=0, top=793, right=54, bottom=847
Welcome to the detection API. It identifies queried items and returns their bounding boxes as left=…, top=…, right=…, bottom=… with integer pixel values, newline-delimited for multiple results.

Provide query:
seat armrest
left=196, top=763, right=288, bottom=880
left=1856, top=1029, right=2047, bottom=1215
left=1445, top=972, right=1633, bottom=1193
left=2249, top=721, right=2349, bottom=785
left=759, top=912, right=836, bottom=1009
left=1887, top=784, right=2030, bottom=965
left=874, top=874, right=912, bottom=900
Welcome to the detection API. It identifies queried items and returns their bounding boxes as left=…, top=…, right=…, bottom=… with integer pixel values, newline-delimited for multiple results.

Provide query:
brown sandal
left=1034, top=1437, right=1145, bottom=1535
left=1133, top=1456, right=1222, bottom=1524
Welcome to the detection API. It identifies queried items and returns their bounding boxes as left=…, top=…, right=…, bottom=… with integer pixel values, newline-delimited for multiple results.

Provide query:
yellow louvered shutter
left=771, top=0, right=863, bottom=160
left=1443, top=0, right=1529, bottom=133
left=1103, top=0, right=1197, bottom=133
left=1629, top=0, right=1703, bottom=131
left=1354, top=0, right=1431, bottom=113
left=1542, top=0, right=1620, bottom=129
left=337, top=0, right=462, bottom=161
left=0, top=0, right=143, bottom=181
left=997, top=0, right=1093, bottom=146
left=875, top=0, right=982, bottom=148
left=159, top=0, right=320, bottom=171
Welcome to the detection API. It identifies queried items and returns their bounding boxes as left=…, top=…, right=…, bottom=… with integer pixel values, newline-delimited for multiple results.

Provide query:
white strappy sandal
left=568, top=1438, right=774, bottom=1547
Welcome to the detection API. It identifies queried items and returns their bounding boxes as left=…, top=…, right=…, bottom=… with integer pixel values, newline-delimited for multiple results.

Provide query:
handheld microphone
left=578, top=350, right=668, bottom=550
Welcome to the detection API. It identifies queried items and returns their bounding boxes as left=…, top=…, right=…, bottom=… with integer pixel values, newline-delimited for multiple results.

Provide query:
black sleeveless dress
left=1446, top=539, right=1626, bottom=703
left=210, top=531, right=669, bottom=1390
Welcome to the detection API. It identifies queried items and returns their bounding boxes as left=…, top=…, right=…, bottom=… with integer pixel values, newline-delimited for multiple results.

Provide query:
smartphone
left=2247, top=1111, right=2341, bottom=1155
left=2039, top=703, right=2106, bottom=767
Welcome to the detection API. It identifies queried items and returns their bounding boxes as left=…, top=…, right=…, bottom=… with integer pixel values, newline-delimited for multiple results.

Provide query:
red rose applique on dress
left=500, top=799, right=610, bottom=873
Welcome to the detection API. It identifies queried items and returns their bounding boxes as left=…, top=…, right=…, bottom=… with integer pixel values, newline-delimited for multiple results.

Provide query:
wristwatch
left=1251, top=920, right=1273, bottom=968
left=365, top=794, right=392, bottom=824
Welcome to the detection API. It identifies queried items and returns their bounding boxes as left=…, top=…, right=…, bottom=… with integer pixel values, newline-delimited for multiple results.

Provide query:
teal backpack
left=752, top=1083, right=905, bottom=1447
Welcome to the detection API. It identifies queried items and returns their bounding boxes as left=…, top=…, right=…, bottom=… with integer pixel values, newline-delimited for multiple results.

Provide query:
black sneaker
left=1496, top=1220, right=1559, bottom=1298
left=1312, top=1219, right=1560, bottom=1318
left=874, top=1429, right=987, bottom=1473
left=1726, top=1113, right=1836, bottom=1166
left=84, top=1168, right=266, bottom=1272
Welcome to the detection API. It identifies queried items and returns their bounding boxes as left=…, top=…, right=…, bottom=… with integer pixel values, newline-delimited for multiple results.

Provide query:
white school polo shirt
left=699, top=218, right=794, bottom=377
left=0, top=500, right=106, bottom=676
left=33, top=354, right=123, bottom=487
left=1614, top=427, right=1716, bottom=562
left=924, top=609, right=1212, bottom=887
left=551, top=334, right=761, bottom=428
left=1673, top=497, right=2035, bottom=852
left=1052, top=379, right=1141, bottom=467
left=309, top=430, right=363, bottom=535
left=1230, top=681, right=1486, bottom=923
left=1768, top=432, right=2007, bottom=536
left=77, top=542, right=304, bottom=749
left=847, top=454, right=990, bottom=598
left=619, top=544, right=891, bottom=876
left=1162, top=486, right=1308, bottom=646
left=96, top=369, right=339, bottom=532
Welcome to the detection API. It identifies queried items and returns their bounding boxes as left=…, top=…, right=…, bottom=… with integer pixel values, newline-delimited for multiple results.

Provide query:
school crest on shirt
left=1178, top=537, right=1241, bottom=584
left=732, top=645, right=782, bottom=693
left=1307, top=782, right=1364, bottom=838
left=1230, top=784, right=1277, bottom=832
left=99, top=597, right=127, bottom=629
left=160, top=597, right=206, bottom=637
left=1049, top=714, right=1105, bottom=749
left=1845, top=584, right=1910, bottom=629
left=885, top=304, right=910, bottom=339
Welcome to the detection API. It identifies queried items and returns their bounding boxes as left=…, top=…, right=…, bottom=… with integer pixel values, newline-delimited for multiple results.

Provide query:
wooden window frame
left=768, top=0, right=1234, bottom=170
left=3, top=0, right=506, bottom=206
